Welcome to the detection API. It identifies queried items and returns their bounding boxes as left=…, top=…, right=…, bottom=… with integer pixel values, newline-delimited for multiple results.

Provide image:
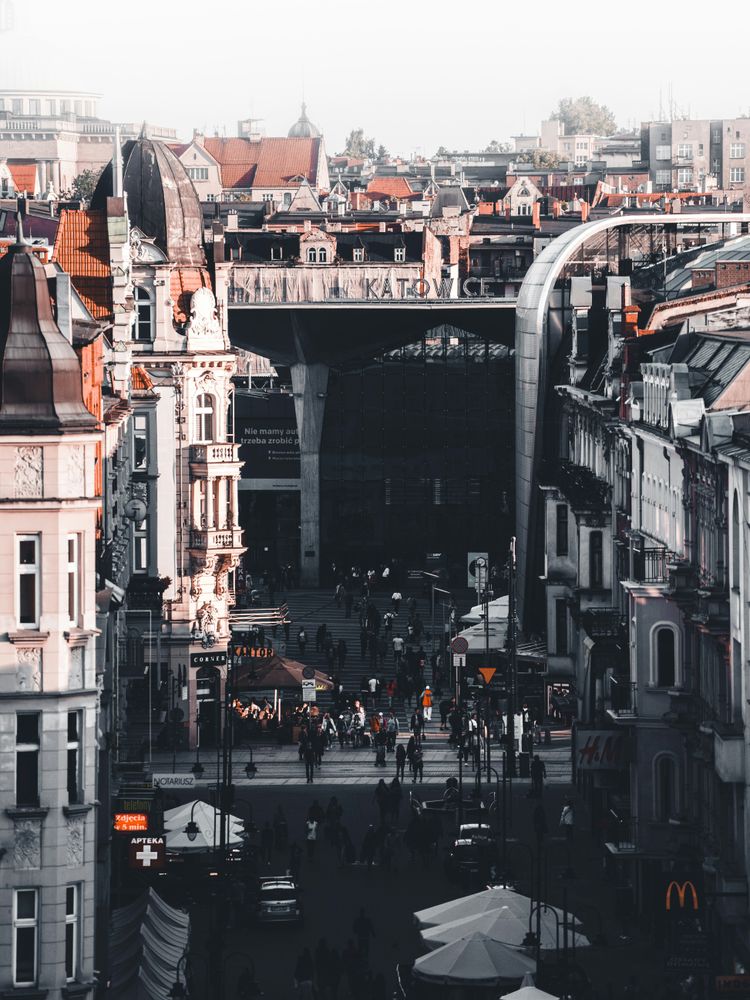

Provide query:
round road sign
left=302, top=666, right=315, bottom=679
left=451, top=636, right=469, bottom=654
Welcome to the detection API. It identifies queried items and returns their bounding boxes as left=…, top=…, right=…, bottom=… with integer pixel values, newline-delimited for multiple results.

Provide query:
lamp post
left=485, top=763, right=506, bottom=878
left=184, top=800, right=201, bottom=843
left=169, top=951, right=190, bottom=999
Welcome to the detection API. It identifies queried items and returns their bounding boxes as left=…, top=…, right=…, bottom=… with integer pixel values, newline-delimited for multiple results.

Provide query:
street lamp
left=169, top=951, right=189, bottom=998
left=184, top=800, right=201, bottom=843
left=244, top=746, right=257, bottom=779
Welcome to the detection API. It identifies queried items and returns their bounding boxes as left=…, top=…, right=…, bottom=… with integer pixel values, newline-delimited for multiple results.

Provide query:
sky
left=2, top=0, right=749, bottom=156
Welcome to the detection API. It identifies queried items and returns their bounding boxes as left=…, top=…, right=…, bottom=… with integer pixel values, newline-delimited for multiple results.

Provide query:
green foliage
left=551, top=96, right=617, bottom=135
left=516, top=149, right=561, bottom=168
left=484, top=140, right=512, bottom=153
left=342, top=128, right=377, bottom=159
left=71, top=167, right=102, bottom=205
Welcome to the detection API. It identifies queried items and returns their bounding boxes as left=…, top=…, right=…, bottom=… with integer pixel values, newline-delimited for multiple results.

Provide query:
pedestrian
left=311, top=725, right=324, bottom=767
left=420, top=685, right=433, bottom=722
left=389, top=776, right=402, bottom=820
left=375, top=778, right=390, bottom=824
left=316, top=623, right=327, bottom=653
left=439, top=697, right=452, bottom=731
left=297, top=626, right=307, bottom=655
left=294, top=947, right=315, bottom=999
left=304, top=742, right=316, bottom=783
left=260, top=820, right=274, bottom=865
left=410, top=709, right=423, bottom=741
left=367, top=674, right=378, bottom=709
left=335, top=582, right=344, bottom=608
left=353, top=907, right=376, bottom=958
left=391, top=590, right=402, bottom=613
left=360, top=824, right=377, bottom=870
left=530, top=754, right=546, bottom=798
left=560, top=798, right=575, bottom=841
left=392, top=633, right=405, bottom=666
left=412, top=742, right=424, bottom=783
left=385, top=710, right=399, bottom=751
left=395, top=742, right=406, bottom=781
left=305, top=815, right=318, bottom=861
left=337, top=637, right=347, bottom=669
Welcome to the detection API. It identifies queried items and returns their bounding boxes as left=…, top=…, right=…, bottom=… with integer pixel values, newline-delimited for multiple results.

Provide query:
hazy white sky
left=3, top=0, right=749, bottom=155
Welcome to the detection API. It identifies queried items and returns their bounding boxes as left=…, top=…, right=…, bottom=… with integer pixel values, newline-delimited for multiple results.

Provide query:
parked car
left=444, top=827, right=499, bottom=883
left=255, top=876, right=303, bottom=924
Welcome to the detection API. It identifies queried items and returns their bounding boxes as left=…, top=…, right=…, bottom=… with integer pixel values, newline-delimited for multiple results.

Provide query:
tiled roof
left=366, top=177, right=415, bottom=201
left=131, top=365, right=154, bottom=391
left=52, top=209, right=112, bottom=320
left=203, top=136, right=321, bottom=190
left=7, top=162, right=37, bottom=194
left=170, top=267, right=212, bottom=324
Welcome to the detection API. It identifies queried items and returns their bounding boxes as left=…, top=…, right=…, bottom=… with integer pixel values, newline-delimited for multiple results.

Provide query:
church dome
left=288, top=102, right=320, bottom=139
left=0, top=222, right=97, bottom=434
left=122, top=138, right=206, bottom=266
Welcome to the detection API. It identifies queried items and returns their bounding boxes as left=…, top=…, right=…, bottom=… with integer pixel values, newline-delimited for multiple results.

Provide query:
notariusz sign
left=152, top=774, right=196, bottom=789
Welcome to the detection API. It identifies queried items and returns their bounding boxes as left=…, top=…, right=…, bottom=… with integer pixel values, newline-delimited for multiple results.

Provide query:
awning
left=109, top=888, right=190, bottom=999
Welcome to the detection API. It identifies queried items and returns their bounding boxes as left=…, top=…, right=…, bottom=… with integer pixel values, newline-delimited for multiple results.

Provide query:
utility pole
left=507, top=538, right=517, bottom=778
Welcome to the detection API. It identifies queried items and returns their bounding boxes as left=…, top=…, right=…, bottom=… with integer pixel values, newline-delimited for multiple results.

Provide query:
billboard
left=236, top=393, right=300, bottom=480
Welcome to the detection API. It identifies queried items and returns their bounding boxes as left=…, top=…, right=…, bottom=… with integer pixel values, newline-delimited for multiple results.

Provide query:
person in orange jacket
left=420, top=685, right=433, bottom=722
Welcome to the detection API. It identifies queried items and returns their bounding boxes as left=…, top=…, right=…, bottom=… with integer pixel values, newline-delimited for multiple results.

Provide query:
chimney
left=304, top=219, right=312, bottom=233
left=193, top=129, right=205, bottom=147
left=580, top=200, right=590, bottom=223
left=227, top=211, right=238, bottom=231
left=531, top=201, right=541, bottom=230
left=552, top=200, right=561, bottom=219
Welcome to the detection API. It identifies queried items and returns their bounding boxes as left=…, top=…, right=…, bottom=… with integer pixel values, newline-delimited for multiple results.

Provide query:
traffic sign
left=478, top=667, right=496, bottom=685
left=451, top=636, right=469, bottom=655
left=301, top=678, right=316, bottom=702
left=302, top=666, right=315, bottom=679
left=128, top=836, right=165, bottom=870
left=452, top=653, right=466, bottom=669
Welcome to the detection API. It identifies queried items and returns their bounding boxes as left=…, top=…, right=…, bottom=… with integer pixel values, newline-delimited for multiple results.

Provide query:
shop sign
left=152, top=774, right=196, bottom=789
left=575, top=730, right=628, bottom=770
left=114, top=812, right=149, bottom=832
left=232, top=645, right=274, bottom=659
left=191, top=651, right=227, bottom=668
left=129, top=837, right=166, bottom=870
left=716, top=977, right=750, bottom=994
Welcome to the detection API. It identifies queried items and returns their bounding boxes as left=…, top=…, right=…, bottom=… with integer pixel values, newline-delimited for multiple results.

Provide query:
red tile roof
left=7, top=162, right=38, bottom=194
left=366, top=177, right=415, bottom=201
left=131, top=365, right=155, bottom=392
left=202, top=136, right=321, bottom=190
left=170, top=267, right=212, bottom=324
left=52, top=210, right=112, bottom=320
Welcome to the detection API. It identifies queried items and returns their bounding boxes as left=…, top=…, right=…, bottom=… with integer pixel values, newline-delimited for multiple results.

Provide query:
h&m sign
left=575, top=730, right=628, bottom=770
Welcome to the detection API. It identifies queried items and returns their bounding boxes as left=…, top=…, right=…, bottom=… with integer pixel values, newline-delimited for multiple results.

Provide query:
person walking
left=439, top=697, right=452, bottom=731
left=385, top=710, right=399, bottom=751
left=305, top=815, right=318, bottom=861
left=304, top=742, right=316, bottom=783
left=420, top=685, right=433, bottom=722
left=294, top=947, right=315, bottom=999
left=316, top=623, right=327, bottom=654
left=560, top=798, right=575, bottom=841
left=297, top=626, right=307, bottom=656
left=392, top=633, right=405, bottom=666
left=391, top=590, right=402, bottom=613
left=375, top=779, right=390, bottom=825
left=395, top=742, right=406, bottom=781
left=410, top=708, right=424, bottom=741
left=353, top=907, right=376, bottom=959
left=412, top=742, right=424, bottom=783
left=530, top=754, right=546, bottom=798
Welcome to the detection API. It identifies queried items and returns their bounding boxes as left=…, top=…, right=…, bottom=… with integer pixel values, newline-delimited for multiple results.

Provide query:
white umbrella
left=163, top=800, right=246, bottom=853
left=414, top=888, right=581, bottom=929
left=501, top=972, right=560, bottom=1000
left=163, top=799, right=244, bottom=833
left=461, top=595, right=510, bottom=625
left=420, top=904, right=589, bottom=952
left=413, top=932, right=536, bottom=986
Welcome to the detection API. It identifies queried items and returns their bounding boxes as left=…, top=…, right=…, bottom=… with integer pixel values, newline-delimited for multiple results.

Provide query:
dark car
left=444, top=828, right=499, bottom=883
left=255, top=876, right=303, bottom=924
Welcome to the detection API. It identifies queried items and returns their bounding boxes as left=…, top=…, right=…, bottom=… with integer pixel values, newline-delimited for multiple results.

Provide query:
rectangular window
left=187, top=166, right=209, bottom=181
left=555, top=504, right=568, bottom=556
left=13, top=889, right=38, bottom=987
left=133, top=517, right=148, bottom=574
left=11, top=98, right=22, bottom=114
left=28, top=99, right=40, bottom=116
left=655, top=169, right=671, bottom=185
left=676, top=144, right=693, bottom=158
left=67, top=711, right=82, bottom=804
left=394, top=246, right=406, bottom=263
left=132, top=414, right=148, bottom=471
left=16, top=712, right=40, bottom=807
left=730, top=167, right=746, bottom=183
left=590, top=531, right=603, bottom=588
left=555, top=599, right=568, bottom=656
left=65, top=885, right=80, bottom=982
left=67, top=534, right=79, bottom=625
left=655, top=144, right=671, bottom=161
left=677, top=167, right=693, bottom=185
left=270, top=246, right=284, bottom=261
left=353, top=247, right=364, bottom=262
left=17, top=534, right=41, bottom=628
left=47, top=99, right=57, bottom=115
left=730, top=143, right=745, bottom=159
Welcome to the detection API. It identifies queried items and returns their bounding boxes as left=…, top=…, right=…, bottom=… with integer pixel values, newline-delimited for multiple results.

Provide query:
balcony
left=189, top=528, right=244, bottom=551
left=607, top=676, right=637, bottom=720
left=189, top=443, right=242, bottom=475
left=605, top=814, right=638, bottom=854
left=713, top=723, right=744, bottom=784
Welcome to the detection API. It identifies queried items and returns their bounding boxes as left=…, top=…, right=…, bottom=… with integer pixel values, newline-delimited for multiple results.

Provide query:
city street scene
left=2, top=2, right=750, bottom=999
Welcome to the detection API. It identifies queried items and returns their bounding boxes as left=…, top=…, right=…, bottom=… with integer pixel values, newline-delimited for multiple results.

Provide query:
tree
left=516, top=149, right=561, bottom=169
left=484, top=140, right=512, bottom=153
left=71, top=167, right=102, bottom=205
left=435, top=145, right=451, bottom=157
left=551, top=96, right=617, bottom=136
left=376, top=144, right=388, bottom=161
left=342, top=128, right=377, bottom=159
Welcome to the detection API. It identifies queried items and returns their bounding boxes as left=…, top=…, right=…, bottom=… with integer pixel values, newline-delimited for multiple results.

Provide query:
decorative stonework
left=64, top=445, right=85, bottom=497
left=14, top=818, right=41, bottom=870
left=66, top=815, right=85, bottom=866
left=14, top=445, right=43, bottom=498
left=16, top=647, right=42, bottom=693
left=69, top=647, right=83, bottom=690
left=185, top=288, right=221, bottom=340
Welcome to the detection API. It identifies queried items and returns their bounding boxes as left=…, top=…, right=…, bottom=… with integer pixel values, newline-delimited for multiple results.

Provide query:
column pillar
left=206, top=479, right=215, bottom=528
left=217, top=478, right=228, bottom=528
left=291, top=362, right=329, bottom=588
left=231, top=477, right=239, bottom=528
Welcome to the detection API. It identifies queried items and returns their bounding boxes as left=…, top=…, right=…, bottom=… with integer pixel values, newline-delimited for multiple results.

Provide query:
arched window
left=732, top=493, right=740, bottom=590
left=306, top=247, right=317, bottom=263
left=195, top=394, right=214, bottom=443
left=654, top=626, right=676, bottom=687
left=132, top=286, right=154, bottom=342
left=318, top=247, right=327, bottom=263
left=654, top=754, right=678, bottom=821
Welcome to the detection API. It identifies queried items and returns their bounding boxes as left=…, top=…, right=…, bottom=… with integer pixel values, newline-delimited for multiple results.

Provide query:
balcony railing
left=608, top=676, right=637, bottom=716
left=605, top=812, right=638, bottom=852
left=190, top=528, right=243, bottom=550
left=630, top=546, right=668, bottom=583
left=190, top=443, right=241, bottom=464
